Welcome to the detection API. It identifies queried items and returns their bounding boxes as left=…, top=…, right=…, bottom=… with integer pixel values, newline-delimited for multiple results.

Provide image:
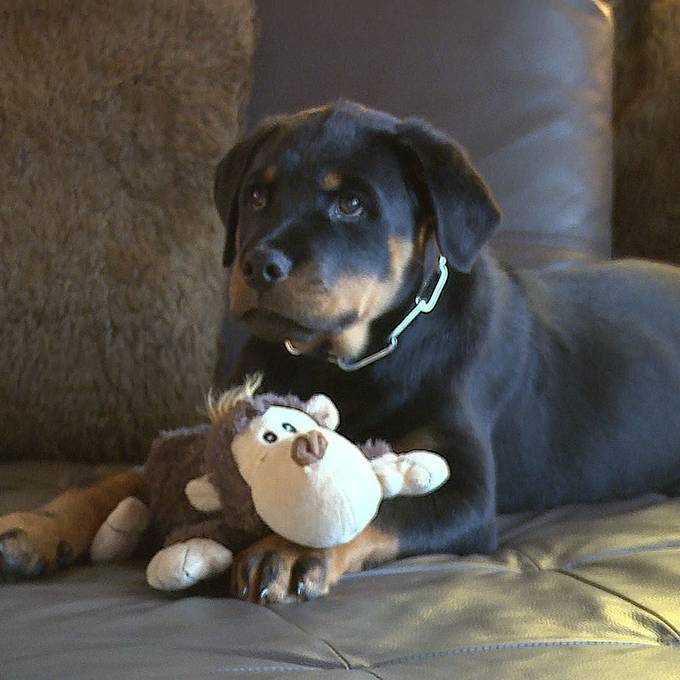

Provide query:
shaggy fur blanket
left=0, top=1, right=255, bottom=462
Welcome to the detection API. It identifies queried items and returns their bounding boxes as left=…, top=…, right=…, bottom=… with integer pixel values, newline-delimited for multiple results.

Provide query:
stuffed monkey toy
left=91, top=376, right=449, bottom=591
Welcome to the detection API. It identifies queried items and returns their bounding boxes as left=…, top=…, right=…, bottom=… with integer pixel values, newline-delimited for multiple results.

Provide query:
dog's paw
left=146, top=538, right=233, bottom=591
left=230, top=534, right=340, bottom=605
left=0, top=512, right=73, bottom=582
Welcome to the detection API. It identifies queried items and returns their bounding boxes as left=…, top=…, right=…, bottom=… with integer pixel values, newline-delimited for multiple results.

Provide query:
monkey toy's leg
left=0, top=471, right=146, bottom=581
left=90, top=496, right=151, bottom=564
left=146, top=539, right=233, bottom=591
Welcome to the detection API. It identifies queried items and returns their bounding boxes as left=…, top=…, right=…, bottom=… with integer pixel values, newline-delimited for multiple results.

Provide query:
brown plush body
left=144, top=425, right=267, bottom=555
left=143, top=387, right=393, bottom=554
left=84, top=380, right=447, bottom=592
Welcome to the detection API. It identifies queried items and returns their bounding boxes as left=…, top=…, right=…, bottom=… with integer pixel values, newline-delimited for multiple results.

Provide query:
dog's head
left=214, top=101, right=500, bottom=360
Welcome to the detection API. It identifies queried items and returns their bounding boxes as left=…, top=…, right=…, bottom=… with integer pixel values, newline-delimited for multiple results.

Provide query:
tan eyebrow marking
left=263, top=165, right=277, bottom=182
left=321, top=172, right=342, bottom=191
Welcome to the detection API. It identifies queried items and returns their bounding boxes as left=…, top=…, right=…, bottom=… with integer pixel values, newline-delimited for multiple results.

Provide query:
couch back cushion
left=214, top=0, right=614, bottom=385
left=0, top=0, right=255, bottom=462
left=248, top=0, right=613, bottom=268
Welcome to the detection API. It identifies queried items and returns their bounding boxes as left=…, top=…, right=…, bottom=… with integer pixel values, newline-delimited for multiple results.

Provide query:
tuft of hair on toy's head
left=206, top=373, right=263, bottom=423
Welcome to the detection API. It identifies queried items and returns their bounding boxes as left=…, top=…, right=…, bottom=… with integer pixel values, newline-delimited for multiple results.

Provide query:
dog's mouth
left=242, top=308, right=357, bottom=344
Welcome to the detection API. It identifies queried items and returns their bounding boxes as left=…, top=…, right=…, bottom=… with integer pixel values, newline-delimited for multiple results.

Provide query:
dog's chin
left=241, top=308, right=354, bottom=345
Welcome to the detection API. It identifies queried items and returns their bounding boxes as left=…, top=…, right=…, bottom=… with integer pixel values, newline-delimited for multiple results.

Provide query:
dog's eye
left=247, top=185, right=268, bottom=211
left=282, top=422, right=297, bottom=433
left=336, top=194, right=364, bottom=217
left=263, top=431, right=278, bottom=443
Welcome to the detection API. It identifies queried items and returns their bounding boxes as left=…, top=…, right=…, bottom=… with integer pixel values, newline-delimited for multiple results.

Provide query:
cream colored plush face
left=231, top=404, right=384, bottom=548
left=232, top=406, right=321, bottom=484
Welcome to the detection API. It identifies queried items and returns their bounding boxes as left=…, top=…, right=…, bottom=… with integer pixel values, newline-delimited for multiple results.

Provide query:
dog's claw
left=258, top=586, right=270, bottom=604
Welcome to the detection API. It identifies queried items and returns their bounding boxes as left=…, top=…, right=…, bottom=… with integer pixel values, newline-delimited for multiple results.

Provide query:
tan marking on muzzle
left=330, top=322, right=372, bottom=360
left=315, top=238, right=413, bottom=321
left=228, top=264, right=258, bottom=319
left=415, top=220, right=433, bottom=255
left=291, top=431, right=328, bottom=466
left=228, top=236, right=415, bottom=360
left=389, top=237, right=414, bottom=278
left=325, top=237, right=414, bottom=359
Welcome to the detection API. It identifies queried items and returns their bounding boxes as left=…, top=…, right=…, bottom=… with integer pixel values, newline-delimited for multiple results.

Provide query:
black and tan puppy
left=2, top=102, right=680, bottom=604
left=215, top=101, right=680, bottom=602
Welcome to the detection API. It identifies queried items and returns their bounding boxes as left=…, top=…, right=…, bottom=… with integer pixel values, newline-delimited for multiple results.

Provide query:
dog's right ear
left=395, top=119, right=501, bottom=273
left=214, top=120, right=282, bottom=267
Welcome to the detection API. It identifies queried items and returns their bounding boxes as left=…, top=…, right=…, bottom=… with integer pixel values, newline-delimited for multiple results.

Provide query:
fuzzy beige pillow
left=0, top=0, right=255, bottom=462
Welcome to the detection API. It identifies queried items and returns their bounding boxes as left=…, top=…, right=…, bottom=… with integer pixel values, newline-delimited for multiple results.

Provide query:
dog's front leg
left=230, top=427, right=496, bottom=604
left=376, top=425, right=498, bottom=557
left=0, top=471, right=147, bottom=581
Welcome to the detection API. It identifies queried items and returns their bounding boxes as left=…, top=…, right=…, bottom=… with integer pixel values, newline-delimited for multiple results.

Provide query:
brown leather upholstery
left=2, top=463, right=679, bottom=678
left=216, top=0, right=615, bottom=381
left=248, top=0, right=613, bottom=268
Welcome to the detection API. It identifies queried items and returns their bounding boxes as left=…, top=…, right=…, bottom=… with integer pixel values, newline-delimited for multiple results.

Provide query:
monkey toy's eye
left=263, top=431, right=278, bottom=443
left=282, top=423, right=297, bottom=433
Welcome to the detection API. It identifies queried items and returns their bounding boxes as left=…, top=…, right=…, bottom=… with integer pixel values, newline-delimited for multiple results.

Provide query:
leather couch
left=3, top=1, right=680, bottom=677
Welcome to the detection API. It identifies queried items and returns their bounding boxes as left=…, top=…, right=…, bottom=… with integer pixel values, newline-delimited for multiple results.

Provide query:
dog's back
left=494, top=258, right=680, bottom=512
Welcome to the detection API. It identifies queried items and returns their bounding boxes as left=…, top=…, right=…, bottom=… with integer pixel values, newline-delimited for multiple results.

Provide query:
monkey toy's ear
left=304, top=394, right=340, bottom=431
left=185, top=475, right=222, bottom=513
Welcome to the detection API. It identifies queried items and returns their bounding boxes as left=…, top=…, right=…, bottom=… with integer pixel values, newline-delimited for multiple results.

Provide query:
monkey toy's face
left=230, top=404, right=384, bottom=548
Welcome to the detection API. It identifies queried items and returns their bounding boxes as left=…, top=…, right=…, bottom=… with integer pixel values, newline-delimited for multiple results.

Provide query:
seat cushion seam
left=508, top=547, right=542, bottom=571
left=555, top=569, right=680, bottom=642
left=371, top=640, right=657, bottom=668
left=266, top=606, right=351, bottom=670
left=561, top=541, right=680, bottom=570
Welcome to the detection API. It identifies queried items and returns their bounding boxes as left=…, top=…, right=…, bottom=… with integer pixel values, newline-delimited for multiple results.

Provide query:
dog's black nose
left=242, top=247, right=292, bottom=289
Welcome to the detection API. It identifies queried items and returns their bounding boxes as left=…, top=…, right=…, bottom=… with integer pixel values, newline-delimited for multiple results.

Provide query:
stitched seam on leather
left=339, top=563, right=516, bottom=580
left=264, top=607, right=351, bottom=670
left=321, top=639, right=353, bottom=671
left=555, top=569, right=680, bottom=642
left=561, top=541, right=680, bottom=570
left=218, top=667, right=317, bottom=673
left=371, top=640, right=656, bottom=667
left=217, top=669, right=381, bottom=676
left=508, top=547, right=542, bottom=571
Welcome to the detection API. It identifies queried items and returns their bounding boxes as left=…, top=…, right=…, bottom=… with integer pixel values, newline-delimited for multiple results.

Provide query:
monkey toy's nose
left=291, top=431, right=327, bottom=466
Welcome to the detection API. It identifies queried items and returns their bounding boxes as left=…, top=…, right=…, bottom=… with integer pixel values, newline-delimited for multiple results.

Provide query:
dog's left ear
left=396, top=119, right=501, bottom=272
left=214, top=119, right=281, bottom=267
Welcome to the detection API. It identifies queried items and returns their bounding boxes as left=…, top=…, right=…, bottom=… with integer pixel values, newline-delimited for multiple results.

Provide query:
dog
left=2, top=101, right=680, bottom=605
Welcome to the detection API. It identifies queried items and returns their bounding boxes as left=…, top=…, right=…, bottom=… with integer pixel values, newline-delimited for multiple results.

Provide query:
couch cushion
left=248, top=0, right=613, bottom=268
left=2, top=462, right=678, bottom=678
left=0, top=0, right=255, bottom=463
left=214, top=0, right=615, bottom=380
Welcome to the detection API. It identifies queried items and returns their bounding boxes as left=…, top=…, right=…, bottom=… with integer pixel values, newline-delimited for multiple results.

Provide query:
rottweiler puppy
left=215, top=101, right=680, bottom=603
left=3, top=102, right=680, bottom=605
